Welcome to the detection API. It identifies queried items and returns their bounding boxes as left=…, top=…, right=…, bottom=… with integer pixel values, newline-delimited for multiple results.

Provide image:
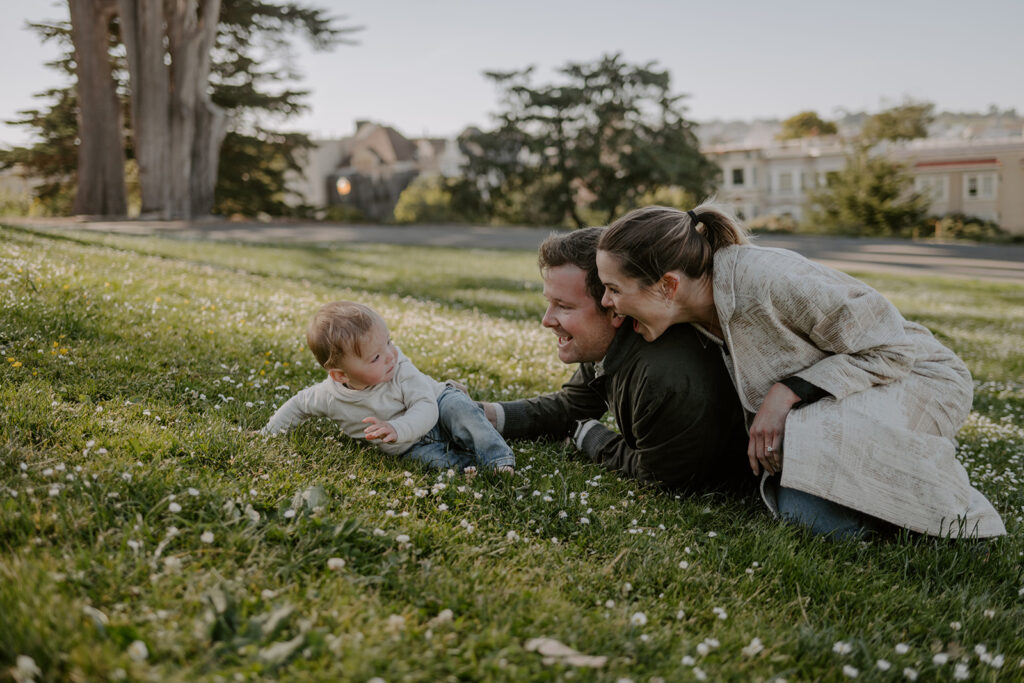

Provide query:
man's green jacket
left=499, top=322, right=751, bottom=490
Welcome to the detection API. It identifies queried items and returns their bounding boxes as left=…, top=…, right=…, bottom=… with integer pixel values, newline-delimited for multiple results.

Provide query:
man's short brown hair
left=306, top=301, right=385, bottom=369
left=537, top=227, right=606, bottom=310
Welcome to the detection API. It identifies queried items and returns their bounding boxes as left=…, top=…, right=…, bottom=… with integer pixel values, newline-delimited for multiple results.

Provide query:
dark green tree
left=1, top=2, right=356, bottom=218
left=454, top=53, right=717, bottom=228
left=803, top=145, right=928, bottom=236
left=777, top=110, right=838, bottom=139
left=861, top=101, right=934, bottom=142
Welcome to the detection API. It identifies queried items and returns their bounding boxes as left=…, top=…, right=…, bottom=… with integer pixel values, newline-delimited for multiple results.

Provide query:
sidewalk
left=5, top=216, right=1024, bottom=283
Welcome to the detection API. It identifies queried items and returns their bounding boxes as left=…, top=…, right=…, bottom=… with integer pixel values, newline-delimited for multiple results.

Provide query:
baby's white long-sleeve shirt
left=262, top=349, right=446, bottom=455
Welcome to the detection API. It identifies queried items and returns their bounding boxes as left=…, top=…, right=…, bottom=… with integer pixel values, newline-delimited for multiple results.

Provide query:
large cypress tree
left=1, top=1, right=357, bottom=218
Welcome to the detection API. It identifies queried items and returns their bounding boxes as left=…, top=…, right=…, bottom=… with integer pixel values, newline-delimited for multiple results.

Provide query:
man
left=481, top=227, right=750, bottom=490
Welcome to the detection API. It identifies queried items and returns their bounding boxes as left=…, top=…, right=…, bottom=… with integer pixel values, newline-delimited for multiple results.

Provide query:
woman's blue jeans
left=778, top=487, right=894, bottom=541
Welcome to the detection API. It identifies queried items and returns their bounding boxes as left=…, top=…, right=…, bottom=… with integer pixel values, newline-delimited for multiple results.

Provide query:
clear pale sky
left=2, top=0, right=1022, bottom=146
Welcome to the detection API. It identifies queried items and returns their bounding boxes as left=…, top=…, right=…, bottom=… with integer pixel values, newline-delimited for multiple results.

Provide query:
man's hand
left=362, top=416, right=398, bottom=443
left=747, top=382, right=801, bottom=476
left=479, top=402, right=499, bottom=429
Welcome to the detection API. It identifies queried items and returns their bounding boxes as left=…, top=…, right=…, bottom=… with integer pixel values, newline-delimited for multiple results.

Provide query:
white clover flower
left=842, top=665, right=859, bottom=678
left=983, top=609, right=995, bottom=618
left=693, top=666, right=707, bottom=680
left=165, top=526, right=179, bottom=538
left=327, top=557, right=346, bottom=571
left=387, top=614, right=406, bottom=631
left=975, top=644, right=987, bottom=656
left=558, top=510, right=567, bottom=518
left=128, top=640, right=149, bottom=661
left=168, top=502, right=182, bottom=513
left=707, top=531, right=717, bottom=538
left=681, top=655, right=695, bottom=666
left=200, top=531, right=214, bottom=544
left=712, top=607, right=728, bottom=620
left=506, top=530, right=520, bottom=542
left=990, top=654, right=1004, bottom=669
left=949, top=621, right=962, bottom=631
left=373, top=528, right=385, bottom=536
left=903, top=667, right=918, bottom=680
left=187, top=487, right=200, bottom=497
left=579, top=517, right=590, bottom=524
left=676, top=610, right=685, bottom=620
left=48, top=486, right=60, bottom=497
left=741, top=637, right=764, bottom=657
left=877, top=659, right=891, bottom=671
left=933, top=653, right=949, bottom=665
left=679, top=560, right=689, bottom=569
left=473, top=492, right=483, bottom=500
left=15, top=655, right=41, bottom=680
left=895, top=643, right=910, bottom=655
left=122, top=472, right=132, bottom=482
left=437, top=503, right=449, bottom=511
left=953, top=663, right=969, bottom=680
left=283, top=508, right=296, bottom=519
left=163, top=556, right=182, bottom=573
left=395, top=534, right=410, bottom=544
left=696, top=642, right=710, bottom=656
left=833, top=641, right=853, bottom=655
left=630, top=612, right=647, bottom=627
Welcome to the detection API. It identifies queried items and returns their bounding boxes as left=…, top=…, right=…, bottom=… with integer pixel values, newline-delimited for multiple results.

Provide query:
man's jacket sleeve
left=498, top=365, right=608, bottom=439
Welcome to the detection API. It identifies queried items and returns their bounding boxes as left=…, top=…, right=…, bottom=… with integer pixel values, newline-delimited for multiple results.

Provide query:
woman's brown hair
left=598, top=203, right=749, bottom=285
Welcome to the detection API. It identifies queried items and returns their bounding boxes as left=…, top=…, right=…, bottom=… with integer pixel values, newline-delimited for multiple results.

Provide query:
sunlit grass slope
left=2, top=225, right=1022, bottom=681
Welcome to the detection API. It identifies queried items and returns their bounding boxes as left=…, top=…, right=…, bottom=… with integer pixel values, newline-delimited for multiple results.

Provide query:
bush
left=320, top=204, right=367, bottom=223
left=393, top=175, right=472, bottom=224
left=746, top=214, right=798, bottom=233
left=914, top=213, right=1006, bottom=241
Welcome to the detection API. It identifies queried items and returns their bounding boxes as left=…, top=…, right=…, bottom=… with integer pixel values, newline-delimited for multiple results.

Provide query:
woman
left=595, top=204, right=1004, bottom=539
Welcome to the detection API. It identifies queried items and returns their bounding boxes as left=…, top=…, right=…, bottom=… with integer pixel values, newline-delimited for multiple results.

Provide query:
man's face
left=541, top=264, right=621, bottom=364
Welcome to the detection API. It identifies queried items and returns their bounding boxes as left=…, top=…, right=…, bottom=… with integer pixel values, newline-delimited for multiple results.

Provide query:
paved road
left=7, top=216, right=1024, bottom=283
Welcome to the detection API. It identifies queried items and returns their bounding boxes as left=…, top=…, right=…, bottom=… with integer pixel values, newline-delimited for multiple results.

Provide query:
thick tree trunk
left=188, top=0, right=226, bottom=216
left=165, top=1, right=199, bottom=219
left=68, top=0, right=127, bottom=216
left=118, top=0, right=170, bottom=216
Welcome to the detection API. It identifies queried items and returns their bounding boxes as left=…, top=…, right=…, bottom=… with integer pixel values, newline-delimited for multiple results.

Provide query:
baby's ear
left=327, top=368, right=347, bottom=384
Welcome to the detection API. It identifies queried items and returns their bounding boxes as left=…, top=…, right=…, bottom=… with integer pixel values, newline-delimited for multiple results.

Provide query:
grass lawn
left=1, top=224, right=1022, bottom=682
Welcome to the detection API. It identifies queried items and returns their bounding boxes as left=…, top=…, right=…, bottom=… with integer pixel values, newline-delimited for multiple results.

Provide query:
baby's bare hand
left=362, top=416, right=397, bottom=443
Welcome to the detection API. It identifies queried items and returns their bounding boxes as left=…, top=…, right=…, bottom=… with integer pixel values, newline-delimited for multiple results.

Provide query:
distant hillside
left=697, top=107, right=1023, bottom=147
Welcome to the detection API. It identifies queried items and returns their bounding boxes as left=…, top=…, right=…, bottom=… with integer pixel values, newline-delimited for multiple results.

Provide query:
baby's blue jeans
left=401, top=386, right=515, bottom=471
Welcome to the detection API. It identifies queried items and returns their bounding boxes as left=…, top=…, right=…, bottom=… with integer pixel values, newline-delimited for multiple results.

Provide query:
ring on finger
left=766, top=445, right=774, bottom=453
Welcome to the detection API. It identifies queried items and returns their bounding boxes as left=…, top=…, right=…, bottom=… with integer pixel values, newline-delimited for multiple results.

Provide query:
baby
left=262, top=301, right=515, bottom=473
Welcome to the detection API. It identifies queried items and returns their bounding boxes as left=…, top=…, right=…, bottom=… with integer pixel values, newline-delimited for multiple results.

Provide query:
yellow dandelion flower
left=13, top=361, right=22, bottom=368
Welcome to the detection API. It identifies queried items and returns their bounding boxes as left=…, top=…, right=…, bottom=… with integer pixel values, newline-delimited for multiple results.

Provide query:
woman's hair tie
left=687, top=210, right=702, bottom=232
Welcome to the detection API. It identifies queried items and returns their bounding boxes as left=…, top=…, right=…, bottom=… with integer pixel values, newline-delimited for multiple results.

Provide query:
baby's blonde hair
left=306, top=301, right=385, bottom=370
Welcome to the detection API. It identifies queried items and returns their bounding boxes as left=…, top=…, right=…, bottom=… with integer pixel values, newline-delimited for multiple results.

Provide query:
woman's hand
left=748, top=382, right=801, bottom=476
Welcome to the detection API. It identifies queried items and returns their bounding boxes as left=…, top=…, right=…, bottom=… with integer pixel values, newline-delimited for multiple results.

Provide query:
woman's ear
left=660, top=272, right=680, bottom=301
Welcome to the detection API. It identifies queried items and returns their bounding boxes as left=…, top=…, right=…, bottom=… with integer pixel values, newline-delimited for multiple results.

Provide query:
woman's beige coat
left=703, top=245, right=1004, bottom=537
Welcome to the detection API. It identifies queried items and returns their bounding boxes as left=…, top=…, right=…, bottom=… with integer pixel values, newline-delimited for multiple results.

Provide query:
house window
left=914, top=175, right=947, bottom=201
left=778, top=172, right=793, bottom=193
left=964, top=172, right=997, bottom=200
left=731, top=168, right=745, bottom=186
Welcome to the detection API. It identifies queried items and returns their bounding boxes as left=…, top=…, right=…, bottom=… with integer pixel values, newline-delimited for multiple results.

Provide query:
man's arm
left=490, top=364, right=608, bottom=440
